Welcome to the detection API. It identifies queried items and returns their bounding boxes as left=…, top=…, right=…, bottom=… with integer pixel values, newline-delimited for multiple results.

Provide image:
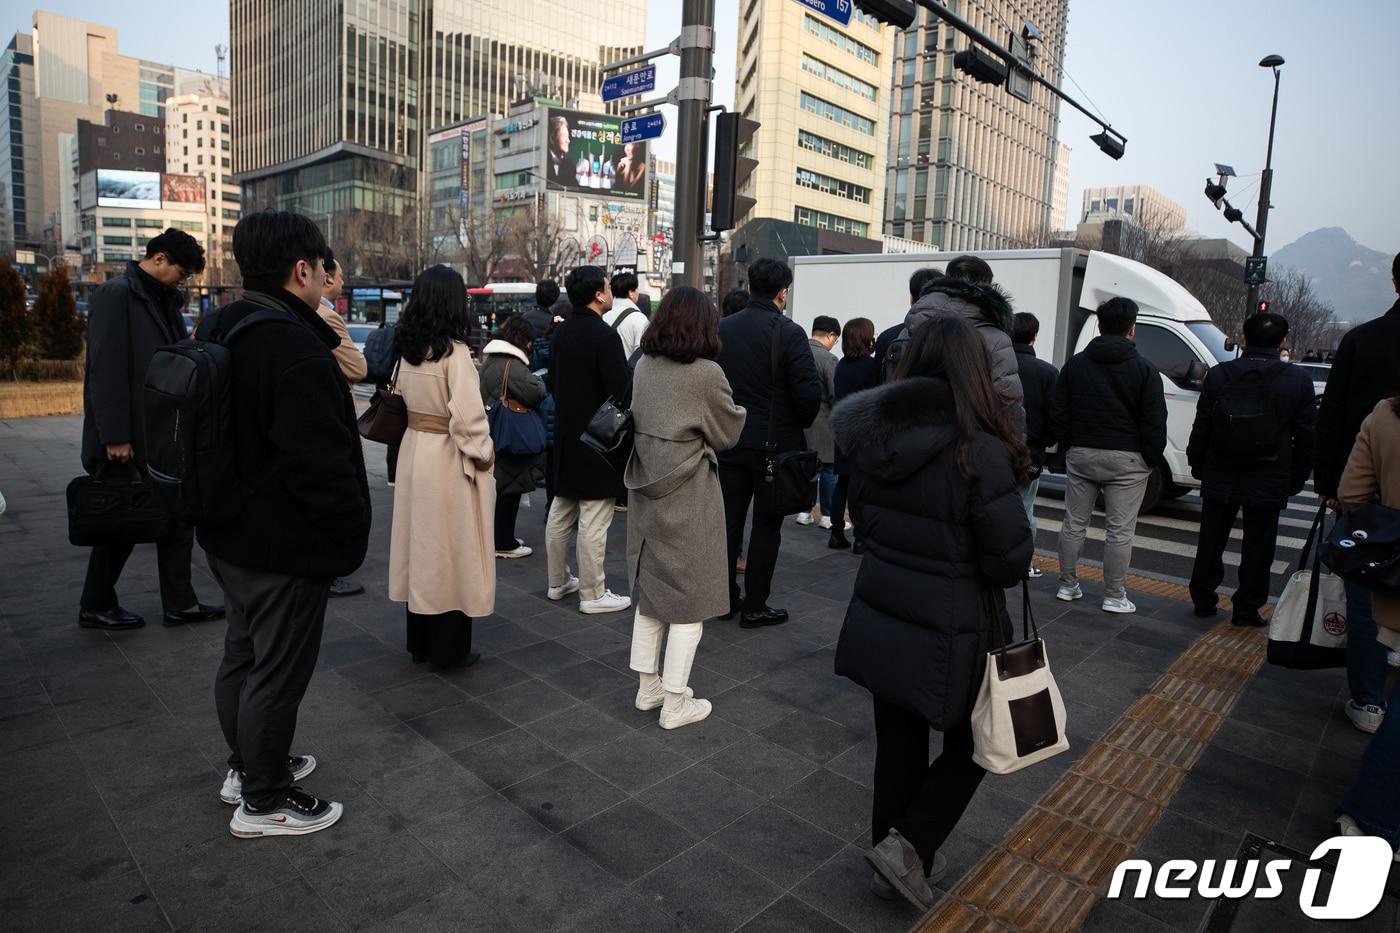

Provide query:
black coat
left=81, top=261, right=188, bottom=473
left=1186, top=348, right=1316, bottom=509
left=1315, top=301, right=1400, bottom=496
left=1051, top=335, right=1168, bottom=465
left=831, top=377, right=1032, bottom=730
left=716, top=298, right=822, bottom=469
left=193, top=289, right=371, bottom=579
left=521, top=306, right=554, bottom=340
left=874, top=320, right=905, bottom=384
left=832, top=354, right=878, bottom=475
left=1014, top=343, right=1058, bottom=468
left=548, top=306, right=631, bottom=500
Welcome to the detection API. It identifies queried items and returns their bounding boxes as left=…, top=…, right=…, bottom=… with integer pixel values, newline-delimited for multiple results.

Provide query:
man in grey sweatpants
left=1049, top=297, right=1168, bottom=614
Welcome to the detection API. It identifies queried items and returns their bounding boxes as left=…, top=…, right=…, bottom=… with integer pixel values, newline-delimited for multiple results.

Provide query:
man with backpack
left=602, top=270, right=648, bottom=359
left=79, top=228, right=224, bottom=631
left=194, top=211, right=371, bottom=838
left=1187, top=312, right=1315, bottom=627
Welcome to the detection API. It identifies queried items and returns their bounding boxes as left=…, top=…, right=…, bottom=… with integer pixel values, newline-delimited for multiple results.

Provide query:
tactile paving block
left=916, top=898, right=1009, bottom=933
left=1151, top=673, right=1240, bottom=716
left=1122, top=694, right=1221, bottom=741
left=1070, top=744, right=1186, bottom=805
left=956, top=849, right=1100, bottom=932
left=1003, top=809, right=1136, bottom=888
left=1101, top=717, right=1207, bottom=770
left=1037, top=772, right=1163, bottom=845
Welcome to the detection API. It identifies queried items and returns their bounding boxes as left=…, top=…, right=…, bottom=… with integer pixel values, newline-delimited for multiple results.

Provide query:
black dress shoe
left=1192, top=602, right=1218, bottom=618
left=718, top=604, right=741, bottom=621
left=740, top=606, right=789, bottom=628
left=1231, top=614, right=1267, bottom=628
left=79, top=608, right=145, bottom=630
left=162, top=604, right=226, bottom=626
left=852, top=539, right=866, bottom=555
left=430, top=652, right=481, bottom=672
left=827, top=531, right=850, bottom=550
left=328, top=577, right=365, bottom=598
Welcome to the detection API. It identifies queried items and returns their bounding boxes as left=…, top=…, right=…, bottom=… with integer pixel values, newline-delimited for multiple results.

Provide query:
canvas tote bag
left=1268, top=506, right=1348, bottom=669
left=971, top=580, right=1070, bottom=774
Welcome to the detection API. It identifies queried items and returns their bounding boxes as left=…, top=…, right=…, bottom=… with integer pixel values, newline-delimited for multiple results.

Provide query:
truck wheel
left=1139, top=466, right=1166, bottom=514
left=1163, top=484, right=1193, bottom=500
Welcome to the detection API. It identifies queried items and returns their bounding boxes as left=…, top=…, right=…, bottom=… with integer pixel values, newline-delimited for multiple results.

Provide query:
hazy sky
left=10, top=1, right=1394, bottom=254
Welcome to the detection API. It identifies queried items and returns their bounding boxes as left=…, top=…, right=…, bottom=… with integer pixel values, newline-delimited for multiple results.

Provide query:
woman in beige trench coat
left=388, top=266, right=496, bottom=670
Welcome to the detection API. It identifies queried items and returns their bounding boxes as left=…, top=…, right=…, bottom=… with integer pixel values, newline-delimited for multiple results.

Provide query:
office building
left=1081, top=184, right=1186, bottom=231
left=233, top=0, right=646, bottom=275
left=734, top=2, right=895, bottom=242
left=1050, top=141, right=1071, bottom=232
left=166, top=82, right=239, bottom=280
left=1, top=34, right=38, bottom=253
left=882, top=2, right=1069, bottom=250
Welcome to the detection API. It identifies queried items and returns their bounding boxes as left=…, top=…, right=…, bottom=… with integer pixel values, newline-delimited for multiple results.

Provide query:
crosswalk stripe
left=1032, top=499, right=1310, bottom=551
left=1031, top=515, right=1291, bottom=575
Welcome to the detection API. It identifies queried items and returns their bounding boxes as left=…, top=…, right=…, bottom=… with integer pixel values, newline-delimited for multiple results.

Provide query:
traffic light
left=954, top=47, right=1008, bottom=86
left=856, top=0, right=917, bottom=29
left=1204, top=181, right=1227, bottom=206
left=1256, top=300, right=1269, bottom=313
left=712, top=112, right=759, bottom=232
left=1091, top=130, right=1125, bottom=161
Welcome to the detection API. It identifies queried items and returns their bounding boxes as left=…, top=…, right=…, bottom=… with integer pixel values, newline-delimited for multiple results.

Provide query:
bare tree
left=505, top=203, right=571, bottom=283
left=460, top=199, right=510, bottom=286
left=1260, top=268, right=1338, bottom=356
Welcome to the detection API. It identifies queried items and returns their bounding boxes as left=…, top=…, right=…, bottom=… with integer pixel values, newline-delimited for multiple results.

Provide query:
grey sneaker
left=865, top=829, right=936, bottom=910
left=871, top=851, right=947, bottom=900
left=230, top=787, right=343, bottom=838
left=1055, top=583, right=1083, bottom=601
left=220, top=755, right=318, bottom=805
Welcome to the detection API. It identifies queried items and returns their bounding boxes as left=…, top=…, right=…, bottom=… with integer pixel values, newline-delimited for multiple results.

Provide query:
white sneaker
left=660, top=693, right=712, bottom=730
left=1389, top=651, right=1400, bottom=670
left=1336, top=814, right=1400, bottom=860
left=1027, top=567, right=1044, bottom=579
left=1347, top=700, right=1385, bottom=734
left=219, top=755, right=317, bottom=805
left=496, top=544, right=533, bottom=559
left=635, top=679, right=693, bottom=711
left=1056, top=583, right=1083, bottom=602
left=1102, top=596, right=1137, bottom=614
left=547, top=575, right=580, bottom=600
left=579, top=590, right=631, bottom=614
left=817, top=515, right=832, bottom=529
left=796, top=512, right=814, bottom=526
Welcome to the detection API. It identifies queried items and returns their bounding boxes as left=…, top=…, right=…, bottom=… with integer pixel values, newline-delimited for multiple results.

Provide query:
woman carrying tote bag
left=478, top=315, right=547, bottom=559
left=1335, top=397, right=1400, bottom=850
left=831, top=316, right=1033, bottom=911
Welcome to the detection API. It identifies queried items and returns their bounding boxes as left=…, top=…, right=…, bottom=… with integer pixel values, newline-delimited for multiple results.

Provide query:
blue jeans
left=1018, top=475, right=1040, bottom=538
left=1346, top=581, right=1389, bottom=709
left=818, top=464, right=836, bottom=518
left=1340, top=682, right=1400, bottom=849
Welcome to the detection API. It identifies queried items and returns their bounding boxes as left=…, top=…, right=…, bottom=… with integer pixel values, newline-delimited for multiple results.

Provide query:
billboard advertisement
left=96, top=169, right=161, bottom=209
left=161, top=173, right=206, bottom=205
left=543, top=108, right=648, bottom=200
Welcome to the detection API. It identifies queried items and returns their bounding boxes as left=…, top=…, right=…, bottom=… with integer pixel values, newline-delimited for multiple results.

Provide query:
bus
left=468, top=282, right=537, bottom=347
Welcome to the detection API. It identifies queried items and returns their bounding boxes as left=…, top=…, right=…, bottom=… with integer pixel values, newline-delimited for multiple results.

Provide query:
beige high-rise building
left=1050, top=141, right=1071, bottom=232
left=167, top=79, right=240, bottom=281
left=1081, top=184, right=1186, bottom=231
left=733, top=2, right=896, bottom=240
left=883, top=2, right=1069, bottom=250
left=232, top=0, right=645, bottom=274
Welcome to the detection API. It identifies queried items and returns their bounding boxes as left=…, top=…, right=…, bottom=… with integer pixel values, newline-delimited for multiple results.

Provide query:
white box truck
left=787, top=248, right=1237, bottom=511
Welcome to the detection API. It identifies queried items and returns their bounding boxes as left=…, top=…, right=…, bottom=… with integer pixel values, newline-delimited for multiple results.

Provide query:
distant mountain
left=1273, top=228, right=1394, bottom=322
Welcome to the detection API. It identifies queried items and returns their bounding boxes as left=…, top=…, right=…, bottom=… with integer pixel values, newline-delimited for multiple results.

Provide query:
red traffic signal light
left=1256, top=300, right=1269, bottom=313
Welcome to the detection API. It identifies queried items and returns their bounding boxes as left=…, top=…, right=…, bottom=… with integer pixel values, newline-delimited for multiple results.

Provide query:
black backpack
left=364, top=323, right=398, bottom=384
left=142, top=304, right=288, bottom=525
left=883, top=326, right=911, bottom=382
left=1210, top=362, right=1288, bottom=464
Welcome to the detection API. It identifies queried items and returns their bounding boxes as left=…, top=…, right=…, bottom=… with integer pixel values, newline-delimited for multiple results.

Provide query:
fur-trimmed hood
left=481, top=338, right=532, bottom=365
left=831, top=376, right=956, bottom=483
left=906, top=277, right=1014, bottom=336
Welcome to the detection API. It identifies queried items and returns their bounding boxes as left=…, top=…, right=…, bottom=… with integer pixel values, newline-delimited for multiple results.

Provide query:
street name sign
left=621, top=112, right=666, bottom=144
left=795, top=0, right=853, bottom=27
left=602, top=65, right=657, bottom=102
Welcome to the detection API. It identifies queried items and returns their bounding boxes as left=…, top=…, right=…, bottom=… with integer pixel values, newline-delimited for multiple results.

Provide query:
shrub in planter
left=34, top=263, right=84, bottom=361
left=0, top=261, right=31, bottom=381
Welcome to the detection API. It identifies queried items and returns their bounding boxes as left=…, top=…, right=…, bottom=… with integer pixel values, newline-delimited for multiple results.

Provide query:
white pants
left=629, top=610, right=704, bottom=694
left=546, top=496, right=615, bottom=600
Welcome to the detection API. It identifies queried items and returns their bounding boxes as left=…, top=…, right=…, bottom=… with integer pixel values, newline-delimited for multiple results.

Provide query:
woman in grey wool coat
left=625, top=287, right=746, bottom=729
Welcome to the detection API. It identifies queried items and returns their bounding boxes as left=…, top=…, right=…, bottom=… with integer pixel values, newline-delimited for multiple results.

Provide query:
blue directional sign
left=795, top=0, right=853, bottom=27
left=601, top=65, right=657, bottom=102
left=621, top=112, right=666, bottom=144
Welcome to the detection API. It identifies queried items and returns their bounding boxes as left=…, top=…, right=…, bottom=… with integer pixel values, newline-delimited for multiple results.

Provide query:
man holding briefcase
left=78, top=229, right=224, bottom=631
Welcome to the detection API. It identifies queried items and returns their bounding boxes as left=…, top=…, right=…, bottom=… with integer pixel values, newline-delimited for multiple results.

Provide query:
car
left=1295, top=361, right=1330, bottom=399
left=75, top=300, right=90, bottom=317
left=182, top=313, right=197, bottom=334
left=346, top=324, right=377, bottom=358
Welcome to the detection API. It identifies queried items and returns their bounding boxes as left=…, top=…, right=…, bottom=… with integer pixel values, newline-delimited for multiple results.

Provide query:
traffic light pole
left=671, top=0, right=714, bottom=290
left=1246, top=66, right=1282, bottom=315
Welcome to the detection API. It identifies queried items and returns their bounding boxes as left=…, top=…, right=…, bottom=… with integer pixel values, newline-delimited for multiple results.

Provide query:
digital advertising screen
left=542, top=108, right=648, bottom=201
left=161, top=173, right=206, bottom=204
left=96, top=170, right=161, bottom=209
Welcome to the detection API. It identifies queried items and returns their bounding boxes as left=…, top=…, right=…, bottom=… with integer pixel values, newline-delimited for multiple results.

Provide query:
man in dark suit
left=79, top=228, right=224, bottom=631
left=717, top=258, right=822, bottom=627
left=545, top=265, right=632, bottom=614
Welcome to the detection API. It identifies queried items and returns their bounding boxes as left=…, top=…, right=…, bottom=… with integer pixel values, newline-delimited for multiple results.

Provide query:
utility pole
left=1247, top=55, right=1284, bottom=316
left=671, top=0, right=714, bottom=289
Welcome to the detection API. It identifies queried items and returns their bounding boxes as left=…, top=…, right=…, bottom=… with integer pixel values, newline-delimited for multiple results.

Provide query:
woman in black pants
left=478, top=315, right=547, bottom=558
left=830, top=315, right=1032, bottom=909
left=828, top=317, right=878, bottom=551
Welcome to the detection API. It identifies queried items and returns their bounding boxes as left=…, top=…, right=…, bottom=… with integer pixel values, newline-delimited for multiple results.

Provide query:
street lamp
left=1248, top=54, right=1285, bottom=314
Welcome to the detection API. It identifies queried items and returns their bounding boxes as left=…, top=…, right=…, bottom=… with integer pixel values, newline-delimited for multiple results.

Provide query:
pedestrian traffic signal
left=856, top=0, right=917, bottom=29
left=1204, top=181, right=1227, bottom=206
left=712, top=112, right=759, bottom=233
left=1256, top=300, right=1269, bottom=313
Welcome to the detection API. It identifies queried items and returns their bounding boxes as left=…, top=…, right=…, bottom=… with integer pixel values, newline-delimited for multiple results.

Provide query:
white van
left=787, top=248, right=1236, bottom=510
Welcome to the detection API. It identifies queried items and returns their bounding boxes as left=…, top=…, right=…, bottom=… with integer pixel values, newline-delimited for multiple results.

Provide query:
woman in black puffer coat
left=831, top=316, right=1032, bottom=910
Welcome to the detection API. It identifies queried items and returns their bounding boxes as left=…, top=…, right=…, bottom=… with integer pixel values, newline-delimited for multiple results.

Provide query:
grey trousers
left=209, top=555, right=330, bottom=810
left=1057, top=447, right=1152, bottom=599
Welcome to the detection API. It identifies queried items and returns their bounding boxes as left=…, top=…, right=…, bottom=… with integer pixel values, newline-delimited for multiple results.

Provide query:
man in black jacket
left=1187, top=313, right=1315, bottom=626
left=717, top=258, right=822, bottom=626
left=524, top=280, right=559, bottom=339
left=197, top=211, right=371, bottom=839
left=545, top=265, right=632, bottom=614
left=1051, top=297, right=1168, bottom=614
left=79, top=228, right=224, bottom=631
left=1315, top=252, right=1400, bottom=734
left=875, top=267, right=942, bottom=383
left=1011, top=312, right=1058, bottom=578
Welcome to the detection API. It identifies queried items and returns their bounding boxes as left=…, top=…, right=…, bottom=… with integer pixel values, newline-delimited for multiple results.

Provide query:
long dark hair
left=894, top=316, right=1031, bottom=481
left=395, top=265, right=470, bottom=366
left=640, top=286, right=721, bottom=363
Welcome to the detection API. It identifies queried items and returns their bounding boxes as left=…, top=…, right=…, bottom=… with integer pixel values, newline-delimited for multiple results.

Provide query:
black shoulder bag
left=757, top=319, right=820, bottom=515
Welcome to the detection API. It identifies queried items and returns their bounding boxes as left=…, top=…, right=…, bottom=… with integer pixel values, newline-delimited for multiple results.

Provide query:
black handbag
left=757, top=319, right=820, bottom=516
left=1324, top=502, right=1400, bottom=595
left=357, top=360, right=408, bottom=446
left=67, top=461, right=174, bottom=546
left=581, top=396, right=634, bottom=473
